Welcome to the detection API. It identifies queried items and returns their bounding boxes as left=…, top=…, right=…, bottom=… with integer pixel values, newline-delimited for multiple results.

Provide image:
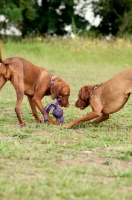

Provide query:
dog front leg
left=63, top=111, right=100, bottom=128
left=32, top=96, right=58, bottom=125
left=27, top=96, right=43, bottom=123
left=91, top=113, right=109, bottom=124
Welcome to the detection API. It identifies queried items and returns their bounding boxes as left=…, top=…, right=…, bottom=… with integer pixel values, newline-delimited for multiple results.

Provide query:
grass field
left=0, top=38, right=132, bottom=200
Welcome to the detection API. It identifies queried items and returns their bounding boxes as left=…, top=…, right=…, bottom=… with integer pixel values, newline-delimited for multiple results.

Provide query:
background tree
left=0, top=0, right=22, bottom=34
left=91, top=0, right=132, bottom=36
left=0, top=0, right=89, bottom=37
left=27, top=0, right=75, bottom=36
left=0, top=0, right=36, bottom=36
left=1, top=0, right=132, bottom=37
left=22, top=0, right=89, bottom=36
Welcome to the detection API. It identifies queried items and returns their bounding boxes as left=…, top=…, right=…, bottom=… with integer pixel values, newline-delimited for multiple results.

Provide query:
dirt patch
left=119, top=185, right=132, bottom=193
left=106, top=146, right=132, bottom=150
left=0, top=159, right=47, bottom=181
left=57, top=149, right=132, bottom=171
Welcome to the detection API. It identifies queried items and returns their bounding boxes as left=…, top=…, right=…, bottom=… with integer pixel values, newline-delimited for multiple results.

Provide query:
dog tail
left=0, top=41, right=3, bottom=63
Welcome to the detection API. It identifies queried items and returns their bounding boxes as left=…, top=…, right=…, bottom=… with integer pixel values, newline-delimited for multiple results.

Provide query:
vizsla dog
left=64, top=69, right=132, bottom=128
left=0, top=41, right=70, bottom=126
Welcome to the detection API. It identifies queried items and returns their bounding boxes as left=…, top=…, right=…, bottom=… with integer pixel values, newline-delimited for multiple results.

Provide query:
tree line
left=0, top=0, right=132, bottom=37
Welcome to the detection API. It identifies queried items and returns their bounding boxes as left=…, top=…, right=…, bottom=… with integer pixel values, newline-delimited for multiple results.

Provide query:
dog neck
left=90, top=85, right=99, bottom=95
left=51, top=76, right=57, bottom=86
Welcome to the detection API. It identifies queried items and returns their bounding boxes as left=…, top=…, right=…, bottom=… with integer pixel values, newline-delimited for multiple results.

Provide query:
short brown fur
left=0, top=41, right=70, bottom=126
left=64, top=70, right=132, bottom=128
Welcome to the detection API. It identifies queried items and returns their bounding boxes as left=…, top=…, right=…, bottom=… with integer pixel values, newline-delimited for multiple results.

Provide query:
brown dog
left=63, top=69, right=132, bottom=128
left=0, top=41, right=70, bottom=126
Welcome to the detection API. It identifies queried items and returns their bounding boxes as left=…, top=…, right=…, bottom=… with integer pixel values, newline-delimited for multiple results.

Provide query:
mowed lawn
left=0, top=38, right=132, bottom=200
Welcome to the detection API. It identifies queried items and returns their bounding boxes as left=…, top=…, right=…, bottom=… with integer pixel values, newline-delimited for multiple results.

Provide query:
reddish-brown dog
left=0, top=41, right=70, bottom=126
left=63, top=69, right=132, bottom=128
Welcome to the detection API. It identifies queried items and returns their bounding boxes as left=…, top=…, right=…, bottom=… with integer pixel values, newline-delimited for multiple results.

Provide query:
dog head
left=75, top=85, right=97, bottom=110
left=51, top=77, right=70, bottom=108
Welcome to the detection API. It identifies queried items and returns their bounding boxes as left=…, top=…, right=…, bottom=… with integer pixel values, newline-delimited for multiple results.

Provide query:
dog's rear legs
left=15, top=89, right=26, bottom=126
left=27, top=96, right=43, bottom=123
left=0, top=75, right=7, bottom=90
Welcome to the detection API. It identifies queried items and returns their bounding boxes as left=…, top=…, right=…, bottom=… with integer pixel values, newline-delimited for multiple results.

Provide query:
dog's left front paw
left=63, top=123, right=72, bottom=129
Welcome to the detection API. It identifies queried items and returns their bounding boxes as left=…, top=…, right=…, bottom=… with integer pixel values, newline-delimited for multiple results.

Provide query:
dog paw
left=20, top=122, right=27, bottom=127
left=36, top=119, right=43, bottom=123
left=48, top=120, right=59, bottom=126
left=63, top=124, right=72, bottom=129
left=53, top=121, right=59, bottom=126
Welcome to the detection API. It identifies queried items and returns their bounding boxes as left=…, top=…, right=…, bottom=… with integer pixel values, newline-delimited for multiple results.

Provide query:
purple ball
left=53, top=107, right=63, bottom=118
left=44, top=101, right=64, bottom=123
left=57, top=116, right=64, bottom=123
left=52, top=107, right=64, bottom=123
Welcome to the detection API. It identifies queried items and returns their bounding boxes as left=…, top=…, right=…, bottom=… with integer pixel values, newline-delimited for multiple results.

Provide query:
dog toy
left=44, top=98, right=64, bottom=123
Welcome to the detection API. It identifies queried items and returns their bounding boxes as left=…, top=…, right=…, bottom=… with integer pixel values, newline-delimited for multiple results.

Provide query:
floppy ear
left=80, top=85, right=98, bottom=100
left=80, top=87, right=90, bottom=100
left=51, top=85, right=62, bottom=100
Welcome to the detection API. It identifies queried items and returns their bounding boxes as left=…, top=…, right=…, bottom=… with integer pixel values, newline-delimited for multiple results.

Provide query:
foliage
left=0, top=0, right=89, bottom=37
left=30, top=0, right=76, bottom=36
left=1, top=0, right=132, bottom=37
left=92, top=0, right=132, bottom=36
left=0, top=0, right=36, bottom=36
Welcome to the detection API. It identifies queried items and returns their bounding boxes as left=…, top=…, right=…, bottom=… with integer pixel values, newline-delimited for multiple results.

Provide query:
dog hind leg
left=0, top=75, right=7, bottom=90
left=27, top=95, right=43, bottom=123
left=14, top=87, right=26, bottom=126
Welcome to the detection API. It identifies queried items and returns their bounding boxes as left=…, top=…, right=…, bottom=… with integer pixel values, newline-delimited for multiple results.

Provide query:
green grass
left=0, top=38, right=132, bottom=200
